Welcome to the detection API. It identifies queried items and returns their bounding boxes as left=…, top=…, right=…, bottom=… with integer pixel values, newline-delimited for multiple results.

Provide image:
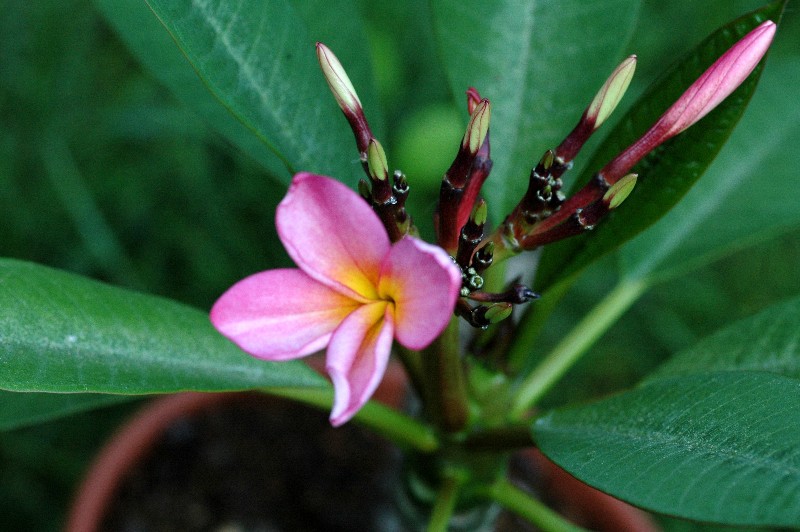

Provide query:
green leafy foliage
left=142, top=0, right=377, bottom=187
left=431, top=0, right=640, bottom=222
left=534, top=1, right=785, bottom=290
left=92, top=0, right=289, bottom=179
left=2, top=0, right=799, bottom=529
left=649, top=295, right=800, bottom=381
left=534, top=295, right=800, bottom=526
left=0, top=259, right=326, bottom=394
left=534, top=371, right=800, bottom=526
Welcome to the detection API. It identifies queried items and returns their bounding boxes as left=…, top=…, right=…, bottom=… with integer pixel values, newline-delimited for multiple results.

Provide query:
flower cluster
left=211, top=21, right=775, bottom=424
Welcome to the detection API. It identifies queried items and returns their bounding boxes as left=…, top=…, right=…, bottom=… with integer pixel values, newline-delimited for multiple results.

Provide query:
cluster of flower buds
left=316, top=20, right=776, bottom=328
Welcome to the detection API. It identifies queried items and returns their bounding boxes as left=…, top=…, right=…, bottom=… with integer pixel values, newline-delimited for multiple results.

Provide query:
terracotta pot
left=65, top=361, right=657, bottom=531
left=65, top=360, right=407, bottom=532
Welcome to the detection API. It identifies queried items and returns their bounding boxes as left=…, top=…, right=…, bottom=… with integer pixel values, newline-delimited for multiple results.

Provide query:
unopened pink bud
left=660, top=20, right=776, bottom=137
left=602, top=20, right=776, bottom=182
left=466, top=87, right=483, bottom=114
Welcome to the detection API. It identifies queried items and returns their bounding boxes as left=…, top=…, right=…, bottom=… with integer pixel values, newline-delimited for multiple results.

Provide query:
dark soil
left=94, top=394, right=596, bottom=531
left=100, top=395, right=401, bottom=532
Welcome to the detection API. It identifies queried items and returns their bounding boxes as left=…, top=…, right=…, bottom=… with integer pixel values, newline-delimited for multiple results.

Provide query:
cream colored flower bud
left=316, top=42, right=362, bottom=114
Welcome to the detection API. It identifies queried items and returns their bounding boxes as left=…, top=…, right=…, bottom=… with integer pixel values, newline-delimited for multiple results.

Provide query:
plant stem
left=507, top=280, right=571, bottom=372
left=427, top=472, right=464, bottom=532
left=510, top=278, right=646, bottom=418
left=482, top=477, right=587, bottom=532
left=271, top=387, right=439, bottom=452
left=422, top=317, right=469, bottom=432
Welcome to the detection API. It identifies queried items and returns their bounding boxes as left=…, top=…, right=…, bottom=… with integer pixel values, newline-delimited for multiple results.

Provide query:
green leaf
left=534, top=1, right=785, bottom=290
left=431, top=0, right=640, bottom=222
left=141, top=0, right=375, bottom=186
left=92, top=0, right=286, bottom=180
left=0, top=391, right=135, bottom=431
left=533, top=372, right=800, bottom=526
left=649, top=296, right=800, bottom=381
left=0, top=259, right=326, bottom=394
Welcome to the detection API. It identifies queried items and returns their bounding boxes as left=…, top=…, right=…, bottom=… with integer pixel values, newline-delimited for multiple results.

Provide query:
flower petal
left=210, top=269, right=358, bottom=360
left=378, top=237, right=461, bottom=350
left=326, top=302, right=393, bottom=426
left=277, top=173, right=389, bottom=301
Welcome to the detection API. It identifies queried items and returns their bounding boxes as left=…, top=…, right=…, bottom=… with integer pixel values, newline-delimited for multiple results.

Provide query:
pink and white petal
left=210, top=269, right=359, bottom=361
left=326, top=302, right=393, bottom=426
left=277, top=173, right=390, bottom=301
left=378, top=237, right=461, bottom=350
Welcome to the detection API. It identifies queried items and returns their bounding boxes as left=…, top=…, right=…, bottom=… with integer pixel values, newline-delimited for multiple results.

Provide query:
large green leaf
left=0, top=391, right=135, bottom=431
left=534, top=1, right=784, bottom=290
left=431, top=0, right=640, bottom=222
left=533, top=371, right=800, bottom=526
left=649, top=296, right=800, bottom=381
left=0, top=259, right=326, bottom=394
left=141, top=0, right=375, bottom=187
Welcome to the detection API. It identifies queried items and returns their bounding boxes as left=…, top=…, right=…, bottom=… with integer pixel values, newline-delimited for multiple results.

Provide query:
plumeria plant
left=2, top=0, right=799, bottom=530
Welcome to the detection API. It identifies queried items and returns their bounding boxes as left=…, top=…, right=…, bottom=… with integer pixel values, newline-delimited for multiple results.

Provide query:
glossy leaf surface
left=0, top=260, right=326, bottom=394
left=93, top=0, right=287, bottom=179
left=534, top=371, right=800, bottom=526
left=142, top=0, right=376, bottom=186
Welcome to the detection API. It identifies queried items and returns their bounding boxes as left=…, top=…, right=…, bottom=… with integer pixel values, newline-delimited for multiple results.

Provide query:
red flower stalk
left=524, top=20, right=776, bottom=245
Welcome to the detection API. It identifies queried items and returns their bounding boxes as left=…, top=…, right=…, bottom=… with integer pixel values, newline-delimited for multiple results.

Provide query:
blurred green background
left=1, top=0, right=798, bottom=529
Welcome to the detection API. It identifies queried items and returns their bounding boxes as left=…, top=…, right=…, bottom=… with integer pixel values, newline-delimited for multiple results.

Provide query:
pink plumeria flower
left=211, top=173, right=461, bottom=425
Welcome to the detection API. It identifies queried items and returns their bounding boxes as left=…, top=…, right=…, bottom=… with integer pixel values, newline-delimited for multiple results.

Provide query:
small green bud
left=603, top=173, right=638, bottom=209
left=468, top=274, right=484, bottom=290
left=483, top=302, right=513, bottom=324
left=480, top=241, right=494, bottom=255
left=367, top=139, right=389, bottom=182
left=587, top=55, right=636, bottom=130
left=540, top=149, right=555, bottom=171
left=470, top=199, right=488, bottom=227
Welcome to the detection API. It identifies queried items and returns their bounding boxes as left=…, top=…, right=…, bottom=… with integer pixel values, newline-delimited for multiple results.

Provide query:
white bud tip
left=316, top=42, right=362, bottom=112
